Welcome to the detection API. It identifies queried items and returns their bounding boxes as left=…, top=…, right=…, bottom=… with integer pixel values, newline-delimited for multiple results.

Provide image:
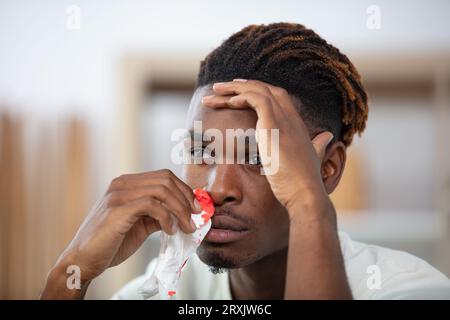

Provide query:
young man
left=41, top=23, right=450, bottom=300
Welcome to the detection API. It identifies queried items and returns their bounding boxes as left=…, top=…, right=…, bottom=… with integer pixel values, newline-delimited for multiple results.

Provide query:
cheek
left=246, top=178, right=289, bottom=234
left=243, top=174, right=277, bottom=208
left=244, top=177, right=285, bottom=220
left=260, top=203, right=290, bottom=248
left=260, top=201, right=289, bottom=229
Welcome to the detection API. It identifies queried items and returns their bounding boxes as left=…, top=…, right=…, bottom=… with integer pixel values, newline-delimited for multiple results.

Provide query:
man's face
left=182, top=85, right=290, bottom=271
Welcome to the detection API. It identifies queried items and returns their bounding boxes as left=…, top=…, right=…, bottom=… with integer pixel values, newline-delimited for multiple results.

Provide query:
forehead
left=185, top=85, right=258, bottom=131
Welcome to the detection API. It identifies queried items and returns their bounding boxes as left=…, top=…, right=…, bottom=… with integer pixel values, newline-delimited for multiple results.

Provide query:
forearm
left=40, top=257, right=91, bottom=300
left=284, top=192, right=352, bottom=299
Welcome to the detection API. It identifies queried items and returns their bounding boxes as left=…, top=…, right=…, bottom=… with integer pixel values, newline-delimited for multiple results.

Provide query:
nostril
left=223, top=196, right=236, bottom=203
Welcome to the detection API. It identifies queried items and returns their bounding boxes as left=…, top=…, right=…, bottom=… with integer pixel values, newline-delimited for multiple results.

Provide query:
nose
left=206, top=164, right=242, bottom=207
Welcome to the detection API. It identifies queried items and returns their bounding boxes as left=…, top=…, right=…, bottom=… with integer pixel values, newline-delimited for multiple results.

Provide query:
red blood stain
left=180, top=258, right=189, bottom=271
left=168, top=290, right=176, bottom=297
left=201, top=212, right=213, bottom=223
left=194, top=189, right=215, bottom=223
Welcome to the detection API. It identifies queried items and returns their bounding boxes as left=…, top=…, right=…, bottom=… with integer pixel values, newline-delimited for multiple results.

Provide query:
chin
left=196, top=242, right=241, bottom=270
left=196, top=240, right=265, bottom=272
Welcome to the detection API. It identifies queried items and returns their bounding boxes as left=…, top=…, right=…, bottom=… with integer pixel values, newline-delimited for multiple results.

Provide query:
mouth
left=204, top=214, right=249, bottom=244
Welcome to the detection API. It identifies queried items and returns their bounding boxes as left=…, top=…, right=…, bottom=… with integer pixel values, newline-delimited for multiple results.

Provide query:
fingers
left=312, top=131, right=334, bottom=160
left=211, top=79, right=273, bottom=98
left=117, top=197, right=177, bottom=235
left=209, top=79, right=297, bottom=114
left=168, top=173, right=203, bottom=213
left=200, top=95, right=234, bottom=108
left=205, top=79, right=327, bottom=153
left=108, top=169, right=201, bottom=214
left=204, top=80, right=275, bottom=114
left=107, top=185, right=194, bottom=233
left=106, top=170, right=199, bottom=234
left=149, top=170, right=198, bottom=211
left=203, top=91, right=277, bottom=123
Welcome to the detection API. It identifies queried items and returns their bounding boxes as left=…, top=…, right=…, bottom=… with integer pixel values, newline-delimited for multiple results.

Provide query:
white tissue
left=138, top=211, right=212, bottom=300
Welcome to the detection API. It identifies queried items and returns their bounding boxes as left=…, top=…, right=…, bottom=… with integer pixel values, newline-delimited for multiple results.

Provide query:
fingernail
left=213, top=82, right=225, bottom=88
left=190, top=219, right=197, bottom=231
left=233, top=78, right=247, bottom=82
left=194, top=199, right=202, bottom=213
left=327, top=134, right=334, bottom=144
left=202, top=95, right=213, bottom=102
left=171, top=223, right=178, bottom=234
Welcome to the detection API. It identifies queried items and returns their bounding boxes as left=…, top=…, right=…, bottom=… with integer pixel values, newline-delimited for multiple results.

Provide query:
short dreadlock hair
left=197, top=22, right=368, bottom=147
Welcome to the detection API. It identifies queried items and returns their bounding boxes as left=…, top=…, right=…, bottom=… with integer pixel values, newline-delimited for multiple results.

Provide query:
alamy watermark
left=366, top=264, right=382, bottom=290
left=170, top=121, right=280, bottom=175
left=66, top=265, right=81, bottom=290
left=66, top=5, right=81, bottom=30
left=366, top=5, right=381, bottom=30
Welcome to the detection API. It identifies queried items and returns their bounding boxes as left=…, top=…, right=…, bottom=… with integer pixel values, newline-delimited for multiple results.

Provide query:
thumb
left=312, top=131, right=334, bottom=160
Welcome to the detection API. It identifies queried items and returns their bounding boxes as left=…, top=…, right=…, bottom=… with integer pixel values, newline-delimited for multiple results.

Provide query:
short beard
left=208, top=266, right=228, bottom=274
left=197, top=247, right=236, bottom=274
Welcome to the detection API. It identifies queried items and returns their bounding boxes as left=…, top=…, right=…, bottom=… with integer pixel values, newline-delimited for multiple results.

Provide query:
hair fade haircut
left=197, top=22, right=369, bottom=146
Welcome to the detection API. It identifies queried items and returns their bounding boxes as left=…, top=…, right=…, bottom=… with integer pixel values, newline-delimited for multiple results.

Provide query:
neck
left=229, top=248, right=288, bottom=300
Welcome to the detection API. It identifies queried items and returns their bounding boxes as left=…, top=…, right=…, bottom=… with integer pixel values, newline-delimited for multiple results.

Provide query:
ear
left=321, top=141, right=347, bottom=194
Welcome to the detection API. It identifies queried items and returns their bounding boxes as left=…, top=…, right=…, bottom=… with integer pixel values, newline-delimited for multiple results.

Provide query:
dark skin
left=40, top=79, right=351, bottom=299
left=184, top=86, right=290, bottom=299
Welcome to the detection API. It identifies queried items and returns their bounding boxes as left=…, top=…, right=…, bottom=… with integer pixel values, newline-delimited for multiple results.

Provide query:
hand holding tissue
left=139, top=189, right=215, bottom=299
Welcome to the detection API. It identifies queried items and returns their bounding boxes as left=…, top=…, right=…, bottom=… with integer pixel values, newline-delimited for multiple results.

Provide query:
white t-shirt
left=112, top=232, right=450, bottom=300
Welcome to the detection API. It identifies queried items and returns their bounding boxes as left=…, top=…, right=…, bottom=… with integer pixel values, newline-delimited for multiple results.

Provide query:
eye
left=190, top=147, right=204, bottom=158
left=248, top=153, right=262, bottom=166
left=190, top=146, right=214, bottom=162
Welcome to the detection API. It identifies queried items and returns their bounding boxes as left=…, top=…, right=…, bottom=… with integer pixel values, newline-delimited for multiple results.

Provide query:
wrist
left=286, top=188, right=335, bottom=223
left=40, top=252, right=91, bottom=300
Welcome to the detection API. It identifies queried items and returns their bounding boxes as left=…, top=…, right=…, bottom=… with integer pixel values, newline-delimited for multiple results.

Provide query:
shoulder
left=338, top=232, right=450, bottom=299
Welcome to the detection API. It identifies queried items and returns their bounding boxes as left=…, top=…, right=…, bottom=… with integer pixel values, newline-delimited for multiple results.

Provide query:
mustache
left=212, top=206, right=256, bottom=227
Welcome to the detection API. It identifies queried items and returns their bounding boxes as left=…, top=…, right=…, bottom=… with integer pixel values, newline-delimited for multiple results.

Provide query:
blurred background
left=1, top=0, right=449, bottom=299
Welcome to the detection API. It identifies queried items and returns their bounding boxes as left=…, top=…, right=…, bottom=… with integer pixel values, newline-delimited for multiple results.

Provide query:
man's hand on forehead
left=201, top=79, right=334, bottom=215
left=202, top=79, right=296, bottom=116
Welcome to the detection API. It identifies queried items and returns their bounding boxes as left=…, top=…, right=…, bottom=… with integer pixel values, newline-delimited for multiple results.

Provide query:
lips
left=210, top=215, right=248, bottom=232
left=204, top=213, right=249, bottom=243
